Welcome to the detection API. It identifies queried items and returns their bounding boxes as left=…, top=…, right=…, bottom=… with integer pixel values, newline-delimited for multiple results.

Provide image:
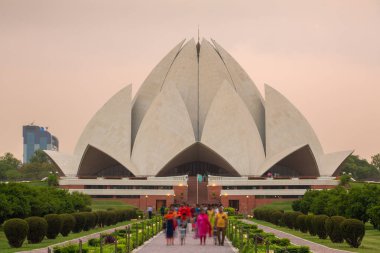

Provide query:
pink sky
left=0, top=0, right=379, bottom=161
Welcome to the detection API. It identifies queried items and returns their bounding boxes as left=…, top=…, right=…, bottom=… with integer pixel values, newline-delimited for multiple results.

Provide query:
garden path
left=136, top=229, right=236, bottom=253
left=243, top=219, right=355, bottom=253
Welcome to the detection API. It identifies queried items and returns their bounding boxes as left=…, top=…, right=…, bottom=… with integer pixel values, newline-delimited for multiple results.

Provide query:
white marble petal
left=198, top=39, right=234, bottom=138
left=162, top=39, right=199, bottom=138
left=132, top=39, right=185, bottom=144
left=265, top=84, right=324, bottom=161
left=74, top=84, right=138, bottom=175
left=318, top=150, right=353, bottom=176
left=43, top=150, right=79, bottom=177
left=211, top=39, right=266, bottom=146
left=131, top=86, right=196, bottom=176
left=201, top=81, right=265, bottom=176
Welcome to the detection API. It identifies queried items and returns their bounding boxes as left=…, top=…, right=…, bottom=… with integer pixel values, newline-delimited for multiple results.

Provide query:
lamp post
left=145, top=195, right=148, bottom=212
left=246, top=195, right=249, bottom=215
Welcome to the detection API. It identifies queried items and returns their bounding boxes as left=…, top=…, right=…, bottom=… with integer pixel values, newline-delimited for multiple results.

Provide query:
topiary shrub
left=325, top=216, right=345, bottom=243
left=290, top=212, right=303, bottom=230
left=96, top=210, right=107, bottom=227
left=83, top=212, right=97, bottom=231
left=105, top=211, right=117, bottom=226
left=341, top=219, right=365, bottom=248
left=282, top=212, right=294, bottom=229
left=44, top=214, right=63, bottom=239
left=25, top=216, right=48, bottom=243
left=312, top=215, right=329, bottom=239
left=72, top=212, right=86, bottom=233
left=59, top=214, right=75, bottom=236
left=305, top=215, right=316, bottom=236
left=3, top=218, right=29, bottom=248
left=270, top=211, right=283, bottom=226
left=296, top=215, right=308, bottom=233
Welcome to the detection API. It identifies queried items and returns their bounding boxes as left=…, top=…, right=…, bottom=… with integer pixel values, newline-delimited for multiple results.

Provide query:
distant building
left=23, top=124, right=59, bottom=163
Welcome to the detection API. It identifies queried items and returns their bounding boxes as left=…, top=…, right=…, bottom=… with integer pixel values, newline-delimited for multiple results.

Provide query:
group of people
left=162, top=204, right=228, bottom=246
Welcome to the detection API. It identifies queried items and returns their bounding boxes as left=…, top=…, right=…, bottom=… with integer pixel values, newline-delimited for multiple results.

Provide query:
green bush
left=296, top=215, right=308, bottom=233
left=25, top=216, right=48, bottom=243
left=367, top=205, right=380, bottom=230
left=270, top=211, right=283, bottom=226
left=341, top=219, right=365, bottom=248
left=312, top=215, right=329, bottom=239
left=83, top=212, right=96, bottom=231
left=72, top=213, right=86, bottom=233
left=44, top=214, right=63, bottom=239
left=290, top=212, right=303, bottom=230
left=282, top=212, right=294, bottom=229
left=96, top=210, right=107, bottom=227
left=325, top=216, right=345, bottom=243
left=224, top=207, right=236, bottom=215
left=59, top=214, right=75, bottom=236
left=305, top=215, right=316, bottom=236
left=88, top=238, right=100, bottom=246
left=3, top=218, right=29, bottom=248
left=105, top=211, right=117, bottom=226
left=53, top=244, right=89, bottom=253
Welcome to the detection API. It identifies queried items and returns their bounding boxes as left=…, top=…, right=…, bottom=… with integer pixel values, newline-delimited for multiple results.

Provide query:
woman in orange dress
left=164, top=209, right=175, bottom=245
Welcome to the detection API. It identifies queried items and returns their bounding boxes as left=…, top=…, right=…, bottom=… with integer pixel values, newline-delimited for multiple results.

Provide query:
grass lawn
left=91, top=199, right=136, bottom=211
left=250, top=219, right=379, bottom=253
left=256, top=200, right=294, bottom=212
left=0, top=220, right=134, bottom=253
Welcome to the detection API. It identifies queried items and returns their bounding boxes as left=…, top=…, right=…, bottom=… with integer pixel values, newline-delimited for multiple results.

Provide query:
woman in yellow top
left=207, top=206, right=215, bottom=232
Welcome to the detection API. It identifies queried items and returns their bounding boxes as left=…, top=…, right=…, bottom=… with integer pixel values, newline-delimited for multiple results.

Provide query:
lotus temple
left=45, top=38, right=352, bottom=213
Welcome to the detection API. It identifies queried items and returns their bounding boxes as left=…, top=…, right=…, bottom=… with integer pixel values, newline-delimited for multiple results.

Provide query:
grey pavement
left=242, top=219, right=355, bottom=253
left=136, top=230, right=236, bottom=253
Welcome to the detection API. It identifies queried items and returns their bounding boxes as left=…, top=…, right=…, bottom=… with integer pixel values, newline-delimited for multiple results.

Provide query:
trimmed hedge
left=341, top=219, right=365, bottom=248
left=290, top=212, right=303, bottom=230
left=325, top=216, right=345, bottom=243
left=296, top=215, right=308, bottom=233
left=83, top=212, right=96, bottom=231
left=59, top=214, right=76, bottom=236
left=312, top=215, right=329, bottom=239
left=96, top=210, right=107, bottom=227
left=25, top=216, right=48, bottom=243
left=72, top=213, right=86, bottom=233
left=44, top=214, right=63, bottom=239
left=270, top=211, right=283, bottom=226
left=3, top=218, right=29, bottom=248
left=305, top=215, right=316, bottom=236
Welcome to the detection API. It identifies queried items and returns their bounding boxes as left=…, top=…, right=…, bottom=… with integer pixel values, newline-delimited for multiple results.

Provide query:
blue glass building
left=22, top=124, right=59, bottom=163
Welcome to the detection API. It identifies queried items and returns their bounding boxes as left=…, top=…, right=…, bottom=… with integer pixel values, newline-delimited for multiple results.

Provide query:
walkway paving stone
left=243, top=219, right=355, bottom=253
left=136, top=230, right=236, bottom=253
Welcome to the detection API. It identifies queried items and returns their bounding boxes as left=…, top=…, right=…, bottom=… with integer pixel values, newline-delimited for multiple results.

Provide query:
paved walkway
left=136, top=229, right=236, bottom=253
left=242, top=220, right=355, bottom=253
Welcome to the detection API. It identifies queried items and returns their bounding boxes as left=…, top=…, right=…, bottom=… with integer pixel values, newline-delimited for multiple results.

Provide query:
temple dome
left=45, top=38, right=352, bottom=178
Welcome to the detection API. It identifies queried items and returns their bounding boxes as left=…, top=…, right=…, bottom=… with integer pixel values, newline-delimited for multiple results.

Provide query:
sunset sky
left=0, top=0, right=379, bottom=161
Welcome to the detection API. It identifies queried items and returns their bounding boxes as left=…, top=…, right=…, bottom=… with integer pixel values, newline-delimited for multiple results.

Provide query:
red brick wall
left=311, top=185, right=335, bottom=190
left=207, top=186, right=221, bottom=204
left=173, top=186, right=188, bottom=203
left=220, top=195, right=255, bottom=214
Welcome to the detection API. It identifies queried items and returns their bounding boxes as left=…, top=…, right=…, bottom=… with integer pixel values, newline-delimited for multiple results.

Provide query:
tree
left=47, top=173, right=59, bottom=187
left=0, top=153, right=22, bottom=181
left=29, top=150, right=50, bottom=164
left=371, top=153, right=380, bottom=171
left=341, top=155, right=380, bottom=181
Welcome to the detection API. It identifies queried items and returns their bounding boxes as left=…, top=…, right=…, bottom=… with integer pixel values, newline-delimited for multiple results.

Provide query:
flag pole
left=197, top=174, right=199, bottom=204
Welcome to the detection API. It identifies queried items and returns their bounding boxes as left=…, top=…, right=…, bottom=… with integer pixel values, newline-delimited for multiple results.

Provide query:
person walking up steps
left=215, top=206, right=228, bottom=246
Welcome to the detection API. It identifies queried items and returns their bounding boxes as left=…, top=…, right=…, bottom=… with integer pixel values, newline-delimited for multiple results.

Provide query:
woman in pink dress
left=196, top=208, right=211, bottom=245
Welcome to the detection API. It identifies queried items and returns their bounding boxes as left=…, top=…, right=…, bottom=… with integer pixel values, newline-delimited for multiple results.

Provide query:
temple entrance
left=187, top=175, right=208, bottom=205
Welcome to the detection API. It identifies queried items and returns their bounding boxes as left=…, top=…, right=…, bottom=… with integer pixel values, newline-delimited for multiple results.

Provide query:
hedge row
left=253, top=208, right=365, bottom=248
left=3, top=208, right=138, bottom=248
left=227, top=218, right=310, bottom=253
